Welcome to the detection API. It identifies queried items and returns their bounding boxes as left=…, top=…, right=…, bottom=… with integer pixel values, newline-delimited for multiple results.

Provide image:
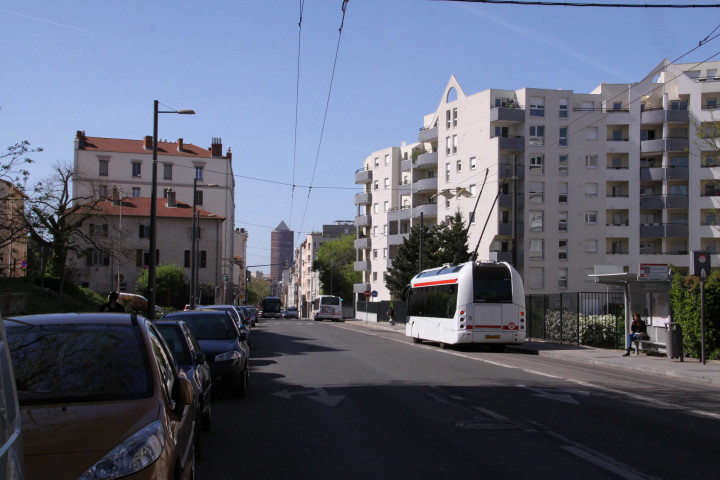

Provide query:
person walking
left=387, top=306, right=396, bottom=326
left=623, top=313, right=647, bottom=356
left=100, top=292, right=126, bottom=312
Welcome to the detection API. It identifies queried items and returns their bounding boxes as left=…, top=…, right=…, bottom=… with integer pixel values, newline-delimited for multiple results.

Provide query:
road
left=197, top=318, right=719, bottom=479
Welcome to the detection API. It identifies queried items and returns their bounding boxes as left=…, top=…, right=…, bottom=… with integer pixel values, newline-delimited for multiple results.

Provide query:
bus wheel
left=439, top=342, right=448, bottom=349
left=412, top=336, right=421, bottom=344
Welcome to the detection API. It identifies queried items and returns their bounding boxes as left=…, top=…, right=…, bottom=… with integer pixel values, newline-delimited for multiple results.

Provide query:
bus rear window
left=473, top=265, right=513, bottom=303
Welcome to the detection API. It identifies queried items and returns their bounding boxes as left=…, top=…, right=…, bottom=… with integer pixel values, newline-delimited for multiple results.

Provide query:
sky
left=3, top=0, right=720, bottom=270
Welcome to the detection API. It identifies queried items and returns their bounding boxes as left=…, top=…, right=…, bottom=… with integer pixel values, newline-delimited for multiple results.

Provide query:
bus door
left=469, top=304, right=504, bottom=341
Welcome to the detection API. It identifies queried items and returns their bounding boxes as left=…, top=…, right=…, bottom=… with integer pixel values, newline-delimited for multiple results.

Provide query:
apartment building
left=354, top=59, right=720, bottom=299
left=73, top=131, right=237, bottom=293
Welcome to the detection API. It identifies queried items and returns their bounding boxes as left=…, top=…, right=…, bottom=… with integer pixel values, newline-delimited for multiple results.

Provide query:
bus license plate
left=485, top=335, right=500, bottom=340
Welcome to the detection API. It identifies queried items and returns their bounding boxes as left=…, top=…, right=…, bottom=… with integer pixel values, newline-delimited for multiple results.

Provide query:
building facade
left=270, top=221, right=294, bottom=283
left=0, top=180, right=28, bottom=277
left=73, top=132, right=237, bottom=295
left=355, top=59, right=720, bottom=300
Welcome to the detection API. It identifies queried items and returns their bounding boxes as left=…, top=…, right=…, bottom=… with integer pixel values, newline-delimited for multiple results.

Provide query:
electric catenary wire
left=289, top=0, right=305, bottom=224
left=296, top=0, right=349, bottom=243
left=439, top=1, right=720, bottom=8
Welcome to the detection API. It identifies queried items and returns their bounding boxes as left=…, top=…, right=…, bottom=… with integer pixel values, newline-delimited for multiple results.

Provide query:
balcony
left=493, top=135, right=525, bottom=151
left=418, top=126, right=438, bottom=143
left=354, top=237, right=371, bottom=249
left=665, top=167, right=689, bottom=180
left=641, top=108, right=689, bottom=124
left=388, top=206, right=411, bottom=222
left=355, top=168, right=372, bottom=184
left=640, top=168, right=664, bottom=181
left=640, top=224, right=664, bottom=237
left=414, top=177, right=438, bottom=193
left=665, top=195, right=688, bottom=209
left=639, top=195, right=664, bottom=209
left=606, top=110, right=630, bottom=125
left=388, top=233, right=408, bottom=245
left=498, top=194, right=524, bottom=208
left=665, top=224, right=689, bottom=238
left=415, top=151, right=438, bottom=169
left=412, top=203, right=437, bottom=219
left=641, top=137, right=689, bottom=153
left=498, top=221, right=524, bottom=236
left=354, top=192, right=372, bottom=205
left=354, top=215, right=371, bottom=227
left=353, top=260, right=371, bottom=272
left=490, top=106, right=525, bottom=123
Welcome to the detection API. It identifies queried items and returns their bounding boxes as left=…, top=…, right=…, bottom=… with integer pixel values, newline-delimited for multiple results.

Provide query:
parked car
left=116, top=292, right=162, bottom=314
left=161, top=310, right=250, bottom=398
left=284, top=306, right=299, bottom=319
left=201, top=305, right=250, bottom=341
left=236, top=305, right=256, bottom=327
left=155, top=319, right=213, bottom=434
left=6, top=313, right=196, bottom=480
left=0, top=314, right=23, bottom=480
left=184, top=304, right=204, bottom=311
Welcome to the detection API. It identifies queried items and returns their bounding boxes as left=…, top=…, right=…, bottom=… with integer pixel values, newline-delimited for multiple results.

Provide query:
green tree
left=312, top=234, right=359, bottom=302
left=247, top=276, right=270, bottom=306
left=670, top=269, right=720, bottom=360
left=135, top=263, right=187, bottom=308
left=434, top=211, right=473, bottom=265
left=384, top=223, right=431, bottom=298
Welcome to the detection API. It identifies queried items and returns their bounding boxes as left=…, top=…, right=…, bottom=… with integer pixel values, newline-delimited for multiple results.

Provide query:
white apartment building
left=73, top=132, right=238, bottom=295
left=355, top=59, right=720, bottom=299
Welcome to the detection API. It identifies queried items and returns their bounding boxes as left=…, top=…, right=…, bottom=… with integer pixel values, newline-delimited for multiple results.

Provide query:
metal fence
left=526, top=292, right=625, bottom=348
left=356, top=300, right=407, bottom=324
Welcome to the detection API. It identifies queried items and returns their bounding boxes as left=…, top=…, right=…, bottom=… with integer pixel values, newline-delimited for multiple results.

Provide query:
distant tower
left=271, top=221, right=294, bottom=283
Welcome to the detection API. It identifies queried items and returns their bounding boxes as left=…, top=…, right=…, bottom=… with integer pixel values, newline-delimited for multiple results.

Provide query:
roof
left=79, top=197, right=225, bottom=221
left=77, top=136, right=221, bottom=159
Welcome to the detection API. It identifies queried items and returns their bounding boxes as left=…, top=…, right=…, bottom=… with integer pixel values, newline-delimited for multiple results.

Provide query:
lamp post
left=190, top=179, right=217, bottom=309
left=148, top=100, right=194, bottom=320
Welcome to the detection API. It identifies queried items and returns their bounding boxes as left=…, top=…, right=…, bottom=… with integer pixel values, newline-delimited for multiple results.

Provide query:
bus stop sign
left=691, top=251, right=711, bottom=277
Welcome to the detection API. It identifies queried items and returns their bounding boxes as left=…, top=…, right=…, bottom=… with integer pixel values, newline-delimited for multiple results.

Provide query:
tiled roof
left=81, top=197, right=224, bottom=220
left=78, top=136, right=216, bottom=158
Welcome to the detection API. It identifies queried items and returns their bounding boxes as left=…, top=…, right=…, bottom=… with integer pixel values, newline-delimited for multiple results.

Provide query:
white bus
left=311, top=295, right=343, bottom=321
left=405, top=261, right=525, bottom=350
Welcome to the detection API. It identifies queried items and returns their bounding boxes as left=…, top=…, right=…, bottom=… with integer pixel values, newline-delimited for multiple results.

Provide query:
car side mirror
left=196, top=352, right=206, bottom=364
left=172, top=375, right=194, bottom=417
left=240, top=331, right=248, bottom=342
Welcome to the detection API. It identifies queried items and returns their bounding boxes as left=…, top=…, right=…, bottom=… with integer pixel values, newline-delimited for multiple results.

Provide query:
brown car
left=6, top=313, right=197, bottom=480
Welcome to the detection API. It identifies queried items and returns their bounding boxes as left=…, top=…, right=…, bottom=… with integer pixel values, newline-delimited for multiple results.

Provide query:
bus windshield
left=262, top=298, right=282, bottom=313
left=473, top=265, right=513, bottom=303
left=321, top=296, right=340, bottom=306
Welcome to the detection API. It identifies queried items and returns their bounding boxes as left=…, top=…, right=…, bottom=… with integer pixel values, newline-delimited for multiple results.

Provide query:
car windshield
left=7, top=323, right=152, bottom=404
left=167, top=314, right=236, bottom=340
left=156, top=325, right=193, bottom=365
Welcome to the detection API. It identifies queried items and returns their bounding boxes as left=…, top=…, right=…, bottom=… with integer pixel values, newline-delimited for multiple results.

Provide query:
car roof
left=6, top=313, right=141, bottom=327
left=162, top=310, right=228, bottom=318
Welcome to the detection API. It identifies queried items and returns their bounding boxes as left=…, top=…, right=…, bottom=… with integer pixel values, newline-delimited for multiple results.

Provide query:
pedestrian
left=100, top=292, right=126, bottom=313
left=387, top=306, right=396, bottom=326
left=622, top=313, right=647, bottom=356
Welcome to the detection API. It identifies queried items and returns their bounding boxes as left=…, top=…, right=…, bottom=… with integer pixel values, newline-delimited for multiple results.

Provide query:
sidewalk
left=348, top=319, right=720, bottom=389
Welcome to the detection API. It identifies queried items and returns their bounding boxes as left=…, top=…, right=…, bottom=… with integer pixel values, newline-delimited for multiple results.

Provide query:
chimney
left=177, top=138, right=184, bottom=152
left=210, top=137, right=222, bottom=157
left=143, top=136, right=153, bottom=150
left=112, top=186, right=120, bottom=205
left=166, top=189, right=177, bottom=207
left=226, top=146, right=232, bottom=161
left=75, top=130, right=86, bottom=148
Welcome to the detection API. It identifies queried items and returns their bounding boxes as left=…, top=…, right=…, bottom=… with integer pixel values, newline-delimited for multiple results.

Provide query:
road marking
left=518, top=385, right=590, bottom=405
left=272, top=387, right=345, bottom=407
left=560, top=445, right=659, bottom=480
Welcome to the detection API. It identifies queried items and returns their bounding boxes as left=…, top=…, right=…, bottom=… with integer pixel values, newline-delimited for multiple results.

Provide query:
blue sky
left=2, top=1, right=719, bottom=269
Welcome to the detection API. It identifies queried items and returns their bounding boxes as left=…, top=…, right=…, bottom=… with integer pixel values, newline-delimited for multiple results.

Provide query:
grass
left=0, top=277, right=106, bottom=315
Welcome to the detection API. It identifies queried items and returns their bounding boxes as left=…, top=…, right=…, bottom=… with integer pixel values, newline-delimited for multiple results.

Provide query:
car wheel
left=233, top=364, right=248, bottom=398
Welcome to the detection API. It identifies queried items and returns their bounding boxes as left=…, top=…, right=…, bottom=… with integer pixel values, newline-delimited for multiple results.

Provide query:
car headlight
left=215, top=350, right=242, bottom=362
left=78, top=420, right=165, bottom=480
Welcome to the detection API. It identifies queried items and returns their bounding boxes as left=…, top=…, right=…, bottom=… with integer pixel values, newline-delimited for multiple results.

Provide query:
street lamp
left=190, top=178, right=217, bottom=309
left=148, top=100, right=195, bottom=320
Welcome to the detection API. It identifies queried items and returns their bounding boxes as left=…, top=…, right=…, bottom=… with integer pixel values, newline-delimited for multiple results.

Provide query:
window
left=529, top=182, right=544, bottom=203
left=558, top=268, right=568, bottom=288
left=470, top=157, right=476, bottom=170
left=374, top=180, right=379, bottom=191
left=374, top=157, right=379, bottom=167
left=558, top=240, right=568, bottom=260
left=99, top=159, right=109, bottom=176
left=529, top=96, right=545, bottom=117
left=86, top=249, right=110, bottom=266
left=585, top=183, right=598, bottom=197
left=559, top=155, right=568, bottom=176
left=132, top=162, right=141, bottom=177
left=559, top=98, right=568, bottom=118
left=452, top=135, right=457, bottom=154
left=445, top=198, right=450, bottom=208
left=585, top=211, right=598, bottom=224
left=373, top=203, right=378, bottom=214
left=529, top=211, right=544, bottom=232
left=384, top=154, right=390, bottom=166
left=529, top=155, right=544, bottom=174
left=469, top=211, right=476, bottom=224
left=529, top=125, right=545, bottom=146
left=383, top=201, right=389, bottom=212
left=558, top=183, right=568, bottom=203
left=446, top=110, right=451, bottom=128
left=470, top=184, right=476, bottom=197
left=132, top=187, right=141, bottom=197
left=581, top=101, right=594, bottom=111
left=559, top=211, right=568, bottom=231
left=195, top=190, right=204, bottom=206
left=373, top=249, right=378, bottom=259
left=372, top=272, right=378, bottom=282
left=383, top=225, right=388, bottom=235
left=200, top=251, right=206, bottom=268
left=98, top=185, right=108, bottom=198
left=528, top=267, right=544, bottom=289
left=456, top=159, right=462, bottom=172
left=373, top=226, right=378, bottom=237
left=585, top=127, right=598, bottom=140
left=138, top=224, right=150, bottom=238
left=195, top=166, right=203, bottom=181
left=89, top=224, right=109, bottom=237
left=384, top=178, right=389, bottom=189
left=528, top=239, right=544, bottom=259
left=445, top=163, right=451, bottom=183
left=184, top=250, right=191, bottom=268
left=163, top=163, right=173, bottom=180
left=446, top=137, right=451, bottom=155
left=559, top=127, right=568, bottom=147
left=383, top=248, right=387, bottom=259
left=585, top=239, right=598, bottom=253
left=585, top=155, right=598, bottom=168
left=613, top=101, right=623, bottom=111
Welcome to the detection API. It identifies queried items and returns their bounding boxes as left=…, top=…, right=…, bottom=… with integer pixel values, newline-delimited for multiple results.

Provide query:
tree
left=670, top=269, right=720, bottom=360
left=136, top=263, right=187, bottom=308
left=434, top=211, right=473, bottom=265
left=0, top=141, right=41, bottom=251
left=312, top=234, right=359, bottom=302
left=384, top=223, right=431, bottom=299
left=247, top=276, right=270, bottom=306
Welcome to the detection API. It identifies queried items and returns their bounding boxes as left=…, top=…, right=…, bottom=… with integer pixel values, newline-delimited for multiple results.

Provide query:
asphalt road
left=197, top=319, right=719, bottom=480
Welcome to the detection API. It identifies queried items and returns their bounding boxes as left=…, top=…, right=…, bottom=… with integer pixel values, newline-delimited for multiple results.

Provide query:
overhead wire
left=437, top=0, right=720, bottom=8
left=289, top=0, right=305, bottom=224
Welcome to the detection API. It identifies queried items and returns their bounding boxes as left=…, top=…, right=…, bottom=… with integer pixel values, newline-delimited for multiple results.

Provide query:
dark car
left=6, top=313, right=196, bottom=480
left=162, top=310, right=250, bottom=398
left=156, top=320, right=212, bottom=433
left=236, top=305, right=256, bottom=327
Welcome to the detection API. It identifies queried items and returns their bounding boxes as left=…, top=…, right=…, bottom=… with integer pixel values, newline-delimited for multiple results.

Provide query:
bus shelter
left=589, top=265, right=671, bottom=352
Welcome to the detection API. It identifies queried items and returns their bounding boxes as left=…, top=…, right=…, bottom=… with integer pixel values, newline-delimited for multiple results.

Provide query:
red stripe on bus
left=475, top=325, right=501, bottom=329
left=414, top=279, right=458, bottom=287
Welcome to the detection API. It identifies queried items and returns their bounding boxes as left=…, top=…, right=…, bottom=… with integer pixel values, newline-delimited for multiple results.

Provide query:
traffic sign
left=364, top=290, right=371, bottom=298
left=371, top=290, right=378, bottom=297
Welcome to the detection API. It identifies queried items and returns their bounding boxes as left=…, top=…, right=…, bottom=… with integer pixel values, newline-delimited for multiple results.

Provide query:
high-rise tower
left=271, top=221, right=294, bottom=283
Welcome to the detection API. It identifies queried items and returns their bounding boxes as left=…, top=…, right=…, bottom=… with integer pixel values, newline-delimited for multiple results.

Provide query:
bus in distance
left=259, top=296, right=282, bottom=318
left=405, top=261, right=525, bottom=350
left=311, top=295, right=342, bottom=321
